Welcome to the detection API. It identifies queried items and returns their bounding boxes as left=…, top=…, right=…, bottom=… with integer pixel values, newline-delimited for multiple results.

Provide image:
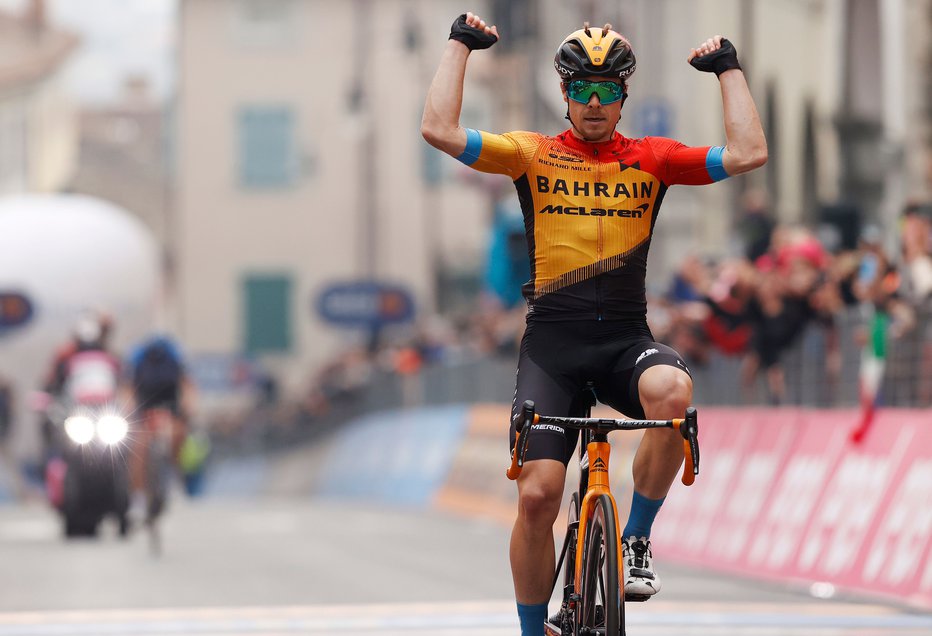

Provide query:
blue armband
left=455, top=128, right=483, bottom=165
left=706, top=146, right=728, bottom=182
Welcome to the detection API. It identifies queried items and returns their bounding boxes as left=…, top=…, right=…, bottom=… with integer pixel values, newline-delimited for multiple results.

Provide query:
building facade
left=176, top=0, right=494, bottom=394
left=71, top=77, right=171, bottom=250
left=0, top=0, right=78, bottom=194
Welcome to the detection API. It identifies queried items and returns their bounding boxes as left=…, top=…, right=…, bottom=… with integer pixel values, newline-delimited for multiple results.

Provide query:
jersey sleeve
left=645, top=137, right=729, bottom=186
left=454, top=129, right=540, bottom=180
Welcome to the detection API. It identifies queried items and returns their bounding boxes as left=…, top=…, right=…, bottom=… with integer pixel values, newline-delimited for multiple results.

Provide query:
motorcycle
left=39, top=349, right=131, bottom=538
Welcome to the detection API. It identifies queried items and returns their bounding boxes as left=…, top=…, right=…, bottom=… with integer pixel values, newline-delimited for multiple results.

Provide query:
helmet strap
left=564, top=108, right=592, bottom=142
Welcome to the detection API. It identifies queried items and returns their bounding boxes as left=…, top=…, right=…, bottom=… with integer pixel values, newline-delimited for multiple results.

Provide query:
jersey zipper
left=594, top=147, right=603, bottom=320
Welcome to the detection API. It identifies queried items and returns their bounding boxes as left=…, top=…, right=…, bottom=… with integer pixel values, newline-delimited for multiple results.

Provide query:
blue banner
left=316, top=281, right=415, bottom=328
left=0, top=291, right=33, bottom=330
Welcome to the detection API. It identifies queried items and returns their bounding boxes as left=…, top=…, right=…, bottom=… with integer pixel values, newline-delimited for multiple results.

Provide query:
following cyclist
left=124, top=334, right=192, bottom=521
left=421, top=12, right=766, bottom=635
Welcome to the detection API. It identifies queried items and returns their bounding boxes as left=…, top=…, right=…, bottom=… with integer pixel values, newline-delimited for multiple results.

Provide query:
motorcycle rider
left=40, top=312, right=128, bottom=534
left=41, top=312, right=120, bottom=462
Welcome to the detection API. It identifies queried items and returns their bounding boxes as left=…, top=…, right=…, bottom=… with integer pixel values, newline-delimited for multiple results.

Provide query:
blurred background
left=0, top=0, right=931, bottom=634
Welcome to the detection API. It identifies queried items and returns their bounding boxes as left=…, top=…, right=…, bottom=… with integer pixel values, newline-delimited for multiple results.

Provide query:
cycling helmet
left=73, top=314, right=102, bottom=348
left=554, top=23, right=636, bottom=82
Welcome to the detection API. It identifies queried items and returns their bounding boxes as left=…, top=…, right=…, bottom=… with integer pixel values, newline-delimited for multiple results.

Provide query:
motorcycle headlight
left=64, top=415, right=95, bottom=444
left=97, top=415, right=129, bottom=445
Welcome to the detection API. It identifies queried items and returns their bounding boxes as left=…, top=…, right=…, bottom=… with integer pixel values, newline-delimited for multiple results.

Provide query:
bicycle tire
left=564, top=491, right=580, bottom=591
left=577, top=494, right=623, bottom=635
left=146, top=441, right=169, bottom=521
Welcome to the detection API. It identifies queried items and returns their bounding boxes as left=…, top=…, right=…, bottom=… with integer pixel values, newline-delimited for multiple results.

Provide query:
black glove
left=449, top=13, right=498, bottom=50
left=689, top=38, right=741, bottom=76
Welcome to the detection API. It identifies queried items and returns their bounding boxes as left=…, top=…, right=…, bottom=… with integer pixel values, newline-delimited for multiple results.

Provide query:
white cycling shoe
left=623, top=536, right=662, bottom=600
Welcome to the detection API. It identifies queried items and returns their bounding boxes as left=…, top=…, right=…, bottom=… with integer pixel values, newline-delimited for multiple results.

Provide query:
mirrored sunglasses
left=566, top=79, right=626, bottom=105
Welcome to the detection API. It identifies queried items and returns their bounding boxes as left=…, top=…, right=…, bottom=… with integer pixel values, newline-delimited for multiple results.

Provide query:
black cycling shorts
left=135, top=388, right=181, bottom=418
left=508, top=318, right=692, bottom=466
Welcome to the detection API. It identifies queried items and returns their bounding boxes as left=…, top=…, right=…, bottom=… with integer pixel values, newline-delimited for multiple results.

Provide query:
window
left=243, top=274, right=292, bottom=353
left=231, top=0, right=296, bottom=47
left=237, top=106, right=296, bottom=188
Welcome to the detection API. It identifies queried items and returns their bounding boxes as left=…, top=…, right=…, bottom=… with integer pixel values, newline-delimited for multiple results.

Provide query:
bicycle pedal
left=543, top=621, right=562, bottom=636
left=624, top=591, right=652, bottom=602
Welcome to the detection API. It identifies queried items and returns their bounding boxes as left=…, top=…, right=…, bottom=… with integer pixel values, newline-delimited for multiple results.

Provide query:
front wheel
left=577, top=494, right=623, bottom=635
left=564, top=491, right=580, bottom=592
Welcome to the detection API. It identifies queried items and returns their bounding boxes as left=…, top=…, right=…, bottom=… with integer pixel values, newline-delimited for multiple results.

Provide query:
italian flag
left=852, top=309, right=888, bottom=443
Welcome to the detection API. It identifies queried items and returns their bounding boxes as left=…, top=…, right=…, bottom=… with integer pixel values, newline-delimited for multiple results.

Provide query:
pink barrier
left=652, top=407, right=932, bottom=609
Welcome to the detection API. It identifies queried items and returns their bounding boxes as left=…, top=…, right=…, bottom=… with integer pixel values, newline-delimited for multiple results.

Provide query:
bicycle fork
left=575, top=438, right=621, bottom=593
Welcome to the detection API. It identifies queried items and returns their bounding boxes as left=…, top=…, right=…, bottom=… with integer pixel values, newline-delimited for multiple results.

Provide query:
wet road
left=0, top=497, right=929, bottom=635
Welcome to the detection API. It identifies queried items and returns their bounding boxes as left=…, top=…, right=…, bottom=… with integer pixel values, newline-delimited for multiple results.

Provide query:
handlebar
left=506, top=401, right=700, bottom=486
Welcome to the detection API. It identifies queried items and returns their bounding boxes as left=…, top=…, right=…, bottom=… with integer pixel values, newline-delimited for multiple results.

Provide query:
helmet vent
left=554, top=23, right=636, bottom=80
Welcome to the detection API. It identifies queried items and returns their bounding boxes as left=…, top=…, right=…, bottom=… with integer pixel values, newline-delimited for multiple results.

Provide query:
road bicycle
left=507, top=391, right=700, bottom=636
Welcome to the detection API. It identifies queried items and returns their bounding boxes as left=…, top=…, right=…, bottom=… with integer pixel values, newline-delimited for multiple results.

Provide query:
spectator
left=900, top=203, right=932, bottom=405
left=900, top=202, right=932, bottom=304
left=701, top=258, right=756, bottom=358
left=850, top=226, right=916, bottom=441
left=0, top=374, right=11, bottom=447
left=739, top=188, right=775, bottom=262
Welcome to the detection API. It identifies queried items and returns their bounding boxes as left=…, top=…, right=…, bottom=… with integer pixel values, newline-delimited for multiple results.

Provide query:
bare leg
left=766, top=365, right=786, bottom=405
left=128, top=424, right=152, bottom=495
left=631, top=366, right=692, bottom=498
left=510, top=459, right=566, bottom=603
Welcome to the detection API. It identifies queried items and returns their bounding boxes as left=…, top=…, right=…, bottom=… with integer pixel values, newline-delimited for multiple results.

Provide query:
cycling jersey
left=457, top=129, right=728, bottom=319
left=127, top=337, right=186, bottom=414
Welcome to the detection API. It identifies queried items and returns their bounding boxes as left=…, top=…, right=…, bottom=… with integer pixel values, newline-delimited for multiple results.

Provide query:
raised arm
left=420, top=12, right=498, bottom=158
left=688, top=36, right=767, bottom=176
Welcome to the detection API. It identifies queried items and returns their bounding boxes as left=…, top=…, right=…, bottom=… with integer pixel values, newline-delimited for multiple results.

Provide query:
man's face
left=562, top=76, right=624, bottom=142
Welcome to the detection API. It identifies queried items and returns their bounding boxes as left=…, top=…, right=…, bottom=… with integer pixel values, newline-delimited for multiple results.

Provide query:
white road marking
left=0, top=519, right=57, bottom=542
left=0, top=601, right=930, bottom=635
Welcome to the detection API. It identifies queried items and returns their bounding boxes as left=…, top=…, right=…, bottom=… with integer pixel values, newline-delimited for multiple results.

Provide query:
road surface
left=0, top=497, right=929, bottom=635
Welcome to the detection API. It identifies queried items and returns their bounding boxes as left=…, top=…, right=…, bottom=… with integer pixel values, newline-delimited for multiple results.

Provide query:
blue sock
left=516, top=602, right=548, bottom=636
left=623, top=491, right=665, bottom=539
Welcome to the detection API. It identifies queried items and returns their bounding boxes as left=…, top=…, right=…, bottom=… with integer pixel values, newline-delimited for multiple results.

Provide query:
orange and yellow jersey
left=457, top=128, right=729, bottom=320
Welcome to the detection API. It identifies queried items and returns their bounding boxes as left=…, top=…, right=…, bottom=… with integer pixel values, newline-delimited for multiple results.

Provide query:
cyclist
left=124, top=334, right=191, bottom=521
left=422, top=12, right=766, bottom=635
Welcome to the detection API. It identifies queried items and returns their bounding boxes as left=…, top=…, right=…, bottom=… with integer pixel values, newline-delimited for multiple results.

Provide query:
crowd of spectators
left=300, top=305, right=526, bottom=420
left=651, top=198, right=932, bottom=404
left=297, top=197, right=932, bottom=417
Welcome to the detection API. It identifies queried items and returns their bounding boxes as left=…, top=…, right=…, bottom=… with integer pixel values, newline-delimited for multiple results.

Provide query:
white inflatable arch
left=0, top=194, right=161, bottom=460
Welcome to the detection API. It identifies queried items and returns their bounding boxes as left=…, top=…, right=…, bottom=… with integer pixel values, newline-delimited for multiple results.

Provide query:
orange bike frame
left=573, top=439, right=623, bottom=594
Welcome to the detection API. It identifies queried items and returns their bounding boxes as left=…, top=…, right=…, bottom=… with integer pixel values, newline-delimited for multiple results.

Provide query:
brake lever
left=506, top=400, right=536, bottom=480
left=675, top=407, right=700, bottom=486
